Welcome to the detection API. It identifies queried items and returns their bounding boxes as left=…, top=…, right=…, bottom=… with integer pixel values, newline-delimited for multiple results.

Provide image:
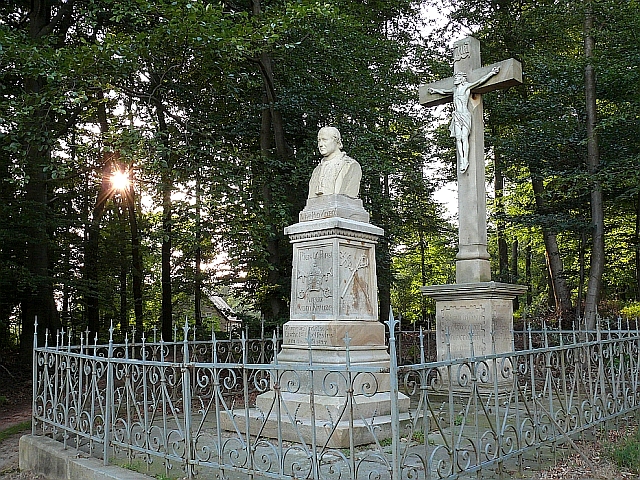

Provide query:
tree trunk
left=154, top=100, right=173, bottom=341
left=583, top=4, right=605, bottom=330
left=576, top=232, right=586, bottom=320
left=195, top=168, right=202, bottom=328
left=253, top=0, right=290, bottom=322
left=85, top=99, right=113, bottom=337
left=525, top=241, right=532, bottom=307
left=511, top=239, right=519, bottom=311
left=531, top=178, right=573, bottom=325
left=126, top=182, right=144, bottom=338
left=118, top=206, right=128, bottom=335
left=495, top=149, right=509, bottom=281
left=419, top=227, right=428, bottom=326
left=19, top=1, right=64, bottom=361
left=377, top=174, right=392, bottom=325
left=636, top=193, right=640, bottom=300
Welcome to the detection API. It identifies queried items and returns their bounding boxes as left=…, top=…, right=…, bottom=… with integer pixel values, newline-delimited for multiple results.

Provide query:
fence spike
left=33, top=316, right=38, bottom=349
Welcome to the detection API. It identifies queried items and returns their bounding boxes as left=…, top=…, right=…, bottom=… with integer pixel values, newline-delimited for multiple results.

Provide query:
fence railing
left=32, top=318, right=640, bottom=479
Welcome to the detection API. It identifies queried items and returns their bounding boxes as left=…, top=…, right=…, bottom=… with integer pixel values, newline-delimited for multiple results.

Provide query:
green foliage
left=0, top=0, right=443, bottom=350
left=608, top=425, right=640, bottom=474
left=0, top=421, right=31, bottom=444
left=379, top=437, right=393, bottom=447
left=620, top=303, right=640, bottom=319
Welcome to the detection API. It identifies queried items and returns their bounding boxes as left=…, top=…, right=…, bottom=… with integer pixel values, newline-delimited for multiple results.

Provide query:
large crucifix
left=419, top=36, right=522, bottom=284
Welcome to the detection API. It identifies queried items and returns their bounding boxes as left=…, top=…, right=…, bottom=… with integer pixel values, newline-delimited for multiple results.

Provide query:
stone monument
left=249, top=127, right=409, bottom=447
left=419, top=37, right=527, bottom=374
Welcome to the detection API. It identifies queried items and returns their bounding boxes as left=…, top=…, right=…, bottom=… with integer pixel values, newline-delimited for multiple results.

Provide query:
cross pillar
left=453, top=37, right=489, bottom=283
left=419, top=36, right=522, bottom=283
left=419, top=38, right=527, bottom=385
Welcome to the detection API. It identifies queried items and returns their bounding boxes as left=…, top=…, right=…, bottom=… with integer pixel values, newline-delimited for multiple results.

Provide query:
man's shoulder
left=342, top=153, right=358, bottom=165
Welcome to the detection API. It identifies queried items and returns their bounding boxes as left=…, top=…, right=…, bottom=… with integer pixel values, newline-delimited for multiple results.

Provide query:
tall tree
left=582, top=2, right=604, bottom=329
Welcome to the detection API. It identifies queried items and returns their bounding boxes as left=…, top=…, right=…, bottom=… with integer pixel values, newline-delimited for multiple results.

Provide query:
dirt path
left=0, top=364, right=41, bottom=479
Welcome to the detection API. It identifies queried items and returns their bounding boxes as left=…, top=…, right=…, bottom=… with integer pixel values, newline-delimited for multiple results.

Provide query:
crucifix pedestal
left=419, top=37, right=527, bottom=382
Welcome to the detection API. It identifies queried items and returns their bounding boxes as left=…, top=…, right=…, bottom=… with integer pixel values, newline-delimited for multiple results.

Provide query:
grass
left=608, top=426, right=640, bottom=474
left=379, top=438, right=393, bottom=447
left=0, top=420, right=31, bottom=443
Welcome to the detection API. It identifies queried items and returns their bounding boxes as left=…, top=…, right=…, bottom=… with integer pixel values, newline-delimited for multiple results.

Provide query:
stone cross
left=419, top=36, right=522, bottom=284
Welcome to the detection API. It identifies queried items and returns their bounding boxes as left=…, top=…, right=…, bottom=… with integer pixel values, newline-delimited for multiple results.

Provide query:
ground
left=0, top=363, right=637, bottom=479
left=0, top=358, right=44, bottom=480
left=531, top=439, right=638, bottom=479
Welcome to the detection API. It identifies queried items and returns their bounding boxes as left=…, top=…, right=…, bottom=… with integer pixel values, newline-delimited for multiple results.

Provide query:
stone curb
left=19, top=435, right=153, bottom=480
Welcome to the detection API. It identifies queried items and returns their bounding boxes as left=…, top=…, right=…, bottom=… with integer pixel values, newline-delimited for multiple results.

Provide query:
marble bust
left=308, top=127, right=362, bottom=198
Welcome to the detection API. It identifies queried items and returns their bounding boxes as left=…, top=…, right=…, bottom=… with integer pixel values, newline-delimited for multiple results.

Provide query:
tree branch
left=36, top=0, right=75, bottom=38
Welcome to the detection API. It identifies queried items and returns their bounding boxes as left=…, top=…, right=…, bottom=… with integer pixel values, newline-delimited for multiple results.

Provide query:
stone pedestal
left=246, top=195, right=410, bottom=447
left=421, top=282, right=527, bottom=392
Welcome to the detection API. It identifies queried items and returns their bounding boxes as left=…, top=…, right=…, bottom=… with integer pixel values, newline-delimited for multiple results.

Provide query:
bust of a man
left=308, top=127, right=362, bottom=199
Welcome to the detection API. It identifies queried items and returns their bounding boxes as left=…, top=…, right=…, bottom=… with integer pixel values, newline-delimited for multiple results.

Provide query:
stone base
left=284, top=217, right=384, bottom=323
left=256, top=391, right=409, bottom=421
left=20, top=435, right=151, bottom=480
left=420, top=282, right=525, bottom=399
left=276, top=320, right=391, bottom=395
left=421, top=281, right=525, bottom=395
left=421, top=282, right=527, bottom=361
left=280, top=320, right=389, bottom=361
left=456, top=258, right=491, bottom=284
left=299, top=195, right=370, bottom=223
left=223, top=391, right=412, bottom=448
left=426, top=378, right=515, bottom=404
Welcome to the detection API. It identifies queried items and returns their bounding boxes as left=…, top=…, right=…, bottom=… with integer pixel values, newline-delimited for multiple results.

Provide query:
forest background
left=1, top=0, right=639, bottom=365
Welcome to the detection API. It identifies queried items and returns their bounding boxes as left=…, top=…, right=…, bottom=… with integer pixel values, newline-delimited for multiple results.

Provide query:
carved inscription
left=294, top=247, right=333, bottom=315
left=437, top=301, right=516, bottom=360
left=284, top=325, right=331, bottom=346
left=439, top=304, right=489, bottom=356
left=299, top=208, right=338, bottom=221
left=453, top=40, right=470, bottom=62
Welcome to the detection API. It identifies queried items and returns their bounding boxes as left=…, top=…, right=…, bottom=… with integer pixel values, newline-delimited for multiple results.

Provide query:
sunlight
left=111, top=169, right=130, bottom=191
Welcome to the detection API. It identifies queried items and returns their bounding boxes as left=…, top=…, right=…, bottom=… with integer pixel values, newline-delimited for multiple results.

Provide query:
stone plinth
left=299, top=195, right=370, bottom=223
left=421, top=282, right=527, bottom=359
left=285, top=215, right=383, bottom=322
left=421, top=282, right=527, bottom=392
left=244, top=196, right=409, bottom=447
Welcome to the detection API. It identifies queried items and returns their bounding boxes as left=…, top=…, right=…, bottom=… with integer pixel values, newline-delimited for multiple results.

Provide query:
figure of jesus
left=308, top=127, right=362, bottom=198
left=429, top=66, right=500, bottom=172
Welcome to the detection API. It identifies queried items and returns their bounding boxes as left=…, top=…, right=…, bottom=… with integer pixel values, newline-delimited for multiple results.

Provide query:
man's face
left=318, top=132, right=339, bottom=157
left=454, top=73, right=466, bottom=85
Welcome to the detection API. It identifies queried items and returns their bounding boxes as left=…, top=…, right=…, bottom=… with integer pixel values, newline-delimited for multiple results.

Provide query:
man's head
left=317, top=127, right=343, bottom=158
left=453, top=72, right=467, bottom=85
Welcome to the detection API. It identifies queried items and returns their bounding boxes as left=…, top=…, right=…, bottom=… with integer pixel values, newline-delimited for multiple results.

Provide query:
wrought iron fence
left=32, top=318, right=640, bottom=479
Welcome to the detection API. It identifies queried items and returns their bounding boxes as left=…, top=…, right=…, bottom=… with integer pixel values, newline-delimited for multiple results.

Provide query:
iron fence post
left=307, top=332, right=318, bottom=480
left=387, top=308, right=400, bottom=480
left=32, top=317, right=38, bottom=436
left=104, top=323, right=114, bottom=465
left=182, top=319, right=193, bottom=479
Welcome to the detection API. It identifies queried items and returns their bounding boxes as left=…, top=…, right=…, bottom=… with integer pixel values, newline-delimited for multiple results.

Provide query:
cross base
left=456, top=258, right=491, bottom=284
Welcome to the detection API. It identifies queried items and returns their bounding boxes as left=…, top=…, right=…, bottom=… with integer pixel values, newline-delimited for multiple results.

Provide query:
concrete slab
left=19, top=435, right=153, bottom=480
